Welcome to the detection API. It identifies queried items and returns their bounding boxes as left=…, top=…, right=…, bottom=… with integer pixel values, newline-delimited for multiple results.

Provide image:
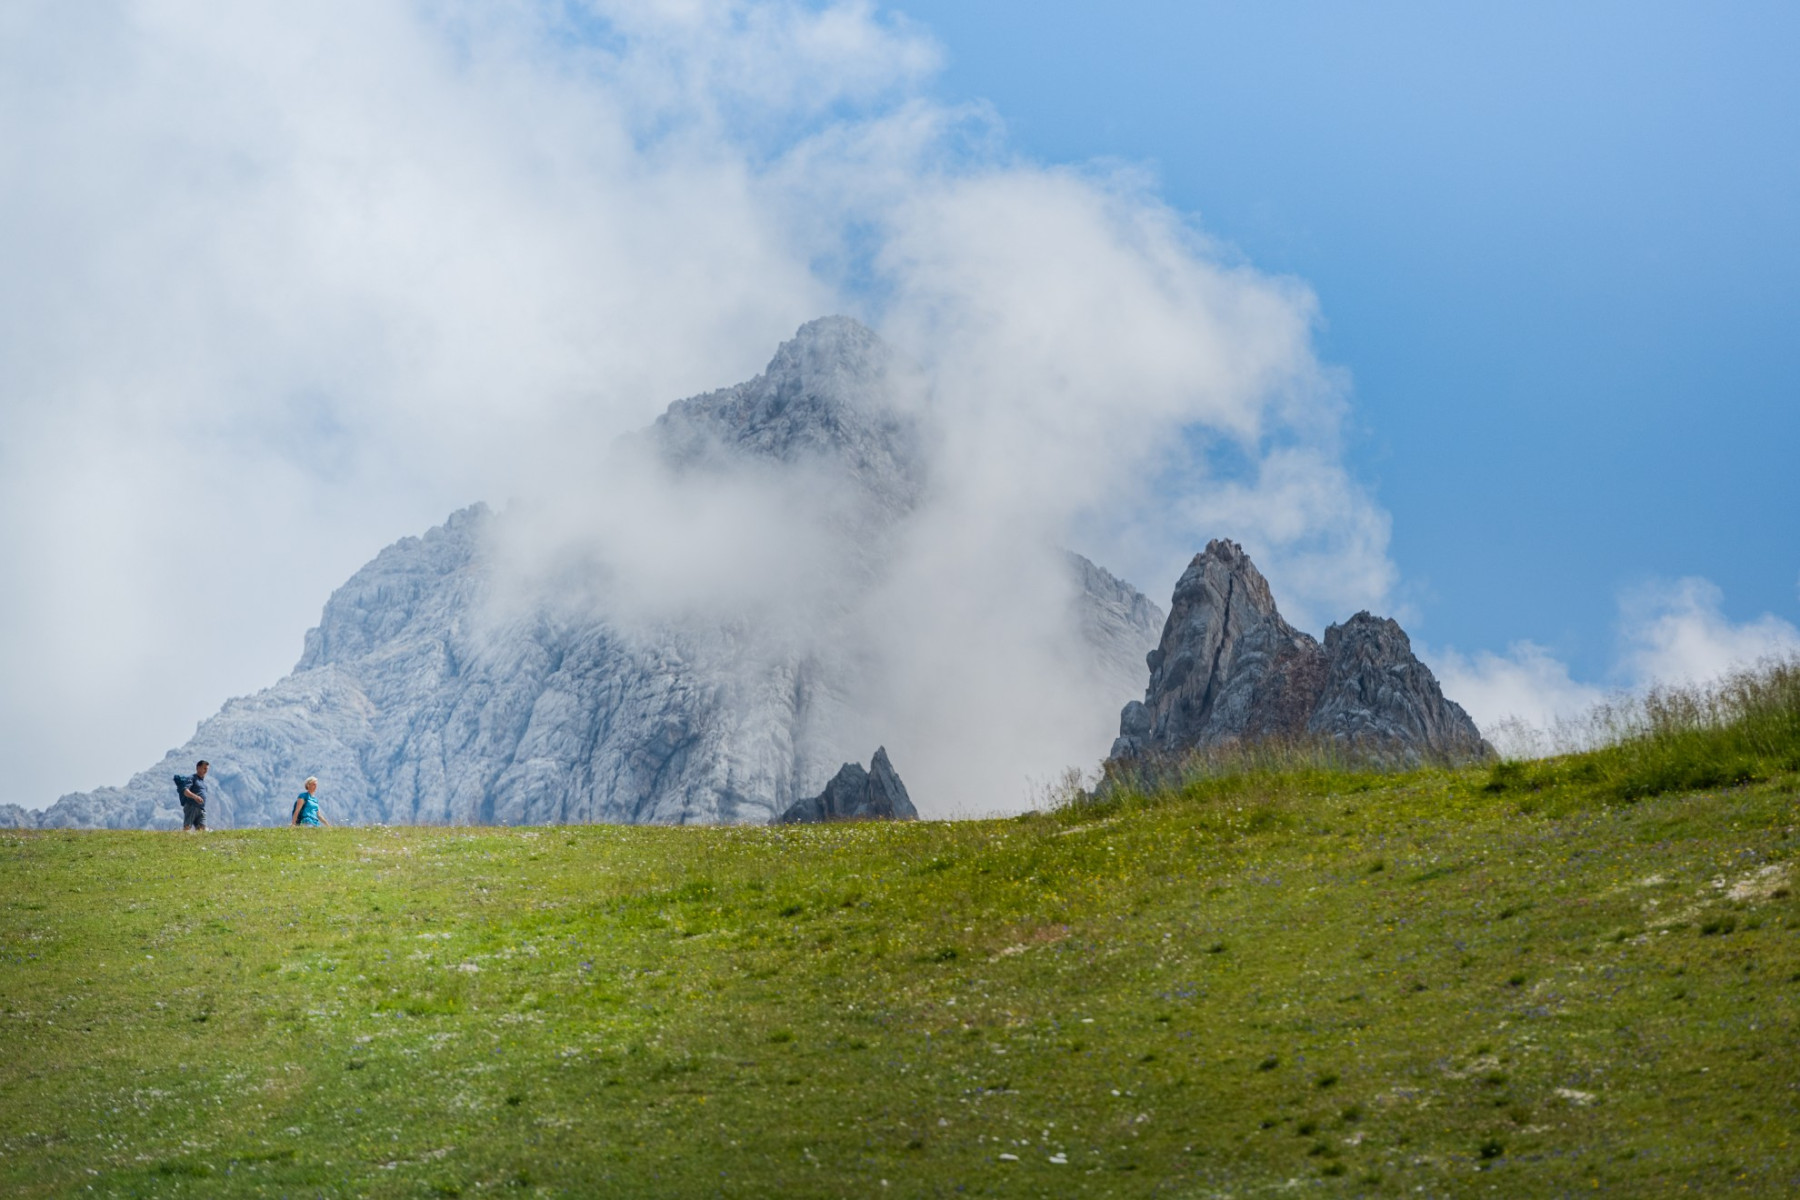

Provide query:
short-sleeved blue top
left=295, top=792, right=321, bottom=826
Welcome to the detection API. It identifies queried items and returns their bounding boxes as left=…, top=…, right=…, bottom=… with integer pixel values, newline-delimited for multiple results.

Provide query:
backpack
left=173, top=774, right=194, bottom=803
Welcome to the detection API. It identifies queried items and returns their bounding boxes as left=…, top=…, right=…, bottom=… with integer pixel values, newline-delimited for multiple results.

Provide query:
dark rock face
left=776, top=747, right=917, bottom=824
left=1308, top=613, right=1487, bottom=755
left=1112, top=540, right=1326, bottom=757
left=1112, top=539, right=1489, bottom=764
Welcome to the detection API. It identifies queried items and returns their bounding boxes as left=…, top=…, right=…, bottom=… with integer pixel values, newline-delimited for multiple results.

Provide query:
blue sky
left=896, top=0, right=1800, bottom=682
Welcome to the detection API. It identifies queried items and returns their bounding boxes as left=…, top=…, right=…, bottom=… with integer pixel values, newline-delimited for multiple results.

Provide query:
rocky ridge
left=1112, top=539, right=1490, bottom=764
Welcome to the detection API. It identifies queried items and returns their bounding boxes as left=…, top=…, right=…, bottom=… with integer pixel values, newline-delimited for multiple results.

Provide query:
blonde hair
left=304, top=777, right=318, bottom=788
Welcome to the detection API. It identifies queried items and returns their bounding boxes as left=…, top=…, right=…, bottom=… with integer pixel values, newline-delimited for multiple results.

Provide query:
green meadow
left=3, top=668, right=1798, bottom=1197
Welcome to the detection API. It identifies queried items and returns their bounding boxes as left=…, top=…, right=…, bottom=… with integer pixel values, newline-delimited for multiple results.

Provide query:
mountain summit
left=651, top=315, right=924, bottom=512
left=11, top=319, right=1163, bottom=831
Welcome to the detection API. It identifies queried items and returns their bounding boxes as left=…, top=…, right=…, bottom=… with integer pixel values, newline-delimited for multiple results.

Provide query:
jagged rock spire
left=775, top=747, right=917, bottom=824
left=1112, top=540, right=1489, bottom=764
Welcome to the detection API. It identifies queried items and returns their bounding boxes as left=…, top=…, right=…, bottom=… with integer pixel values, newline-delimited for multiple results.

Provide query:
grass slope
left=2, top=769, right=1797, bottom=1197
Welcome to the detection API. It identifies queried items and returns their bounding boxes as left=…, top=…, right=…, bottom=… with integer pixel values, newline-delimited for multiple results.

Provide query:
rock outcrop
left=1112, top=539, right=1489, bottom=764
left=24, top=318, right=1163, bottom=830
left=1309, top=612, right=1488, bottom=754
left=0, top=804, right=42, bottom=830
left=775, top=747, right=916, bottom=824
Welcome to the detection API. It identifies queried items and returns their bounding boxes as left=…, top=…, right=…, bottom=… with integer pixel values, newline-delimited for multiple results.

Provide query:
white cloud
left=1619, top=577, right=1800, bottom=686
left=1431, top=641, right=1606, bottom=733
left=0, top=1, right=1389, bottom=811
left=1427, top=575, right=1800, bottom=758
left=1428, top=642, right=1607, bottom=758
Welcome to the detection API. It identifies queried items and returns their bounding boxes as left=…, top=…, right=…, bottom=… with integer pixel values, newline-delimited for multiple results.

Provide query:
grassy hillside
left=3, top=754, right=1797, bottom=1199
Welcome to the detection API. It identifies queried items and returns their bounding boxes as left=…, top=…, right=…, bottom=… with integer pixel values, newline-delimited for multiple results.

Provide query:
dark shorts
left=181, top=800, right=206, bottom=830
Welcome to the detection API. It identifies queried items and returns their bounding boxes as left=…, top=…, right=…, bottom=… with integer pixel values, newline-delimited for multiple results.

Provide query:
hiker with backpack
left=290, top=777, right=331, bottom=827
left=174, top=761, right=210, bottom=832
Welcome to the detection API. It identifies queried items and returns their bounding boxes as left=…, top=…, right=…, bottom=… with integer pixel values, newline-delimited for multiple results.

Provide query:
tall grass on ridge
left=1083, top=659, right=1800, bottom=817
left=1484, top=657, right=1800, bottom=802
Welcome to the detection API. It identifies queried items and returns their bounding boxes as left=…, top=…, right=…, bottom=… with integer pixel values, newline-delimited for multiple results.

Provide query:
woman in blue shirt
left=290, top=777, right=331, bottom=827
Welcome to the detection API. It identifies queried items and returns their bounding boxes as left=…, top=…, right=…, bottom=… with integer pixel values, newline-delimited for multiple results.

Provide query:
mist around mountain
left=8, top=319, right=1164, bottom=830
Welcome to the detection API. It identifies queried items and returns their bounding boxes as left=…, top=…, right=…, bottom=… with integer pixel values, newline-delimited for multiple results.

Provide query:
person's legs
left=181, top=800, right=205, bottom=831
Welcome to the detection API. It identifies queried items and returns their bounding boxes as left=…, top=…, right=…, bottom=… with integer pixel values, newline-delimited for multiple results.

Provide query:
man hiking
left=175, top=760, right=210, bottom=832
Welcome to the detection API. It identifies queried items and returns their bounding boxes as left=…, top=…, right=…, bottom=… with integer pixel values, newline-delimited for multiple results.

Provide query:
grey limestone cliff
left=1066, top=551, right=1171, bottom=706
left=1112, top=539, right=1489, bottom=764
left=775, top=746, right=916, bottom=824
left=0, top=803, right=46, bottom=830
left=28, top=318, right=1163, bottom=830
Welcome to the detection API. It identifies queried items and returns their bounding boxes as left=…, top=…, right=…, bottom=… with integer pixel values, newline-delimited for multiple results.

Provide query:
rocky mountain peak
left=1181, top=538, right=1282, bottom=621
left=650, top=314, right=924, bottom=511
left=1114, top=539, right=1325, bottom=758
left=1309, top=612, right=1487, bottom=755
left=1113, top=542, right=1490, bottom=765
left=764, top=315, right=892, bottom=402
left=775, top=746, right=918, bottom=824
